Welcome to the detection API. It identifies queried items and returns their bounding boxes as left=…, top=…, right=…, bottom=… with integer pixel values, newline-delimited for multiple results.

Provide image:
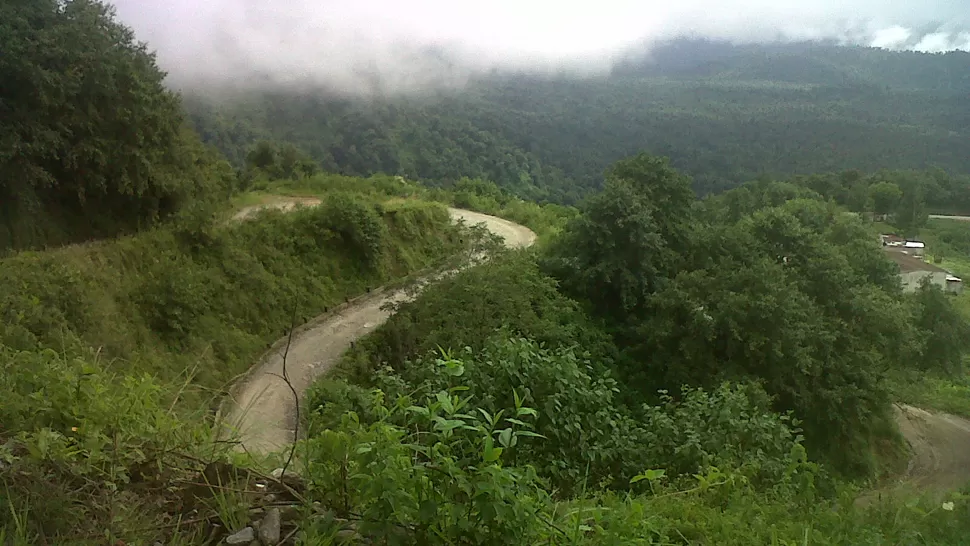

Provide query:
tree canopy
left=0, top=0, right=232, bottom=252
left=542, top=156, right=967, bottom=476
left=183, top=40, right=970, bottom=206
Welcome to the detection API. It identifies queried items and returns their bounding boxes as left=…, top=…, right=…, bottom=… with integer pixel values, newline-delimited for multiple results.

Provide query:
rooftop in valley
left=884, top=248, right=949, bottom=274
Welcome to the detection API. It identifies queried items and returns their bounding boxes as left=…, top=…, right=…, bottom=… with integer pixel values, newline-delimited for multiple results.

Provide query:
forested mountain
left=6, top=2, right=970, bottom=541
left=184, top=39, right=970, bottom=204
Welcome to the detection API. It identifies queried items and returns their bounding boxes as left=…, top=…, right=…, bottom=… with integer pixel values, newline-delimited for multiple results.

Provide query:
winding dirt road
left=221, top=197, right=970, bottom=498
left=221, top=200, right=535, bottom=454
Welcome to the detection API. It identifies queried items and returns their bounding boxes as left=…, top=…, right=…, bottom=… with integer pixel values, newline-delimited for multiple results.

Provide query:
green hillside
left=184, top=40, right=970, bottom=204
left=4, top=3, right=970, bottom=544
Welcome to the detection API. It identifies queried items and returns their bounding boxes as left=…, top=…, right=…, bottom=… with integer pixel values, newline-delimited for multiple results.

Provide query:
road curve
left=221, top=201, right=535, bottom=454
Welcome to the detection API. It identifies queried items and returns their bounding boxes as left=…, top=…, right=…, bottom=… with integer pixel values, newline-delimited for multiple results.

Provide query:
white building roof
left=904, top=241, right=925, bottom=249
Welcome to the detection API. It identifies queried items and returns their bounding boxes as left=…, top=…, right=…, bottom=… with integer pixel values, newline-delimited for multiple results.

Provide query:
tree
left=910, top=279, right=970, bottom=376
left=246, top=141, right=279, bottom=172
left=869, top=181, right=903, bottom=216
left=0, top=0, right=222, bottom=251
left=542, top=154, right=694, bottom=322
left=893, top=175, right=929, bottom=234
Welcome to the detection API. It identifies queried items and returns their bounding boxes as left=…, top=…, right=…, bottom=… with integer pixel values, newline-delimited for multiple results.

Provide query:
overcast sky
left=110, top=0, right=970, bottom=95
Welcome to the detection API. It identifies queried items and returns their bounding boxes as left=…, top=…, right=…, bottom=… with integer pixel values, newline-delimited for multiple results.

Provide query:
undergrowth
left=0, top=178, right=476, bottom=541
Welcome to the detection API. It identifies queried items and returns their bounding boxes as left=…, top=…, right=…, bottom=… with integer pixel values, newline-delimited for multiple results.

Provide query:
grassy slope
left=0, top=174, right=481, bottom=541
left=2, top=191, right=463, bottom=394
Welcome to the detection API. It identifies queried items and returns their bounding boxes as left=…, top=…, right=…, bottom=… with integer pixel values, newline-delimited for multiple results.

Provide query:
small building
left=946, top=275, right=964, bottom=296
left=880, top=234, right=905, bottom=247
left=885, top=248, right=949, bottom=292
left=903, top=240, right=925, bottom=257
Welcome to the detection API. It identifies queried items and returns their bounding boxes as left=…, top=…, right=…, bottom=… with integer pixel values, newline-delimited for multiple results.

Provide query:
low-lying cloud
left=110, top=0, right=970, bottom=95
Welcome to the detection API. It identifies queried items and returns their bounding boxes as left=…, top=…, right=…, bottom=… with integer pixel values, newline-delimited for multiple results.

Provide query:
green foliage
left=869, top=181, right=903, bottom=216
left=335, top=251, right=615, bottom=383
left=244, top=140, right=319, bottom=183
left=317, top=335, right=813, bottom=498
left=537, top=156, right=965, bottom=478
left=316, top=193, right=388, bottom=268
left=909, top=280, right=970, bottom=376
left=305, top=346, right=829, bottom=543
left=542, top=154, right=695, bottom=321
left=183, top=40, right=970, bottom=206
left=302, top=366, right=550, bottom=544
left=0, top=343, right=213, bottom=542
left=0, top=189, right=465, bottom=392
left=303, top=344, right=970, bottom=544
left=628, top=193, right=911, bottom=476
left=788, top=168, right=970, bottom=231
left=0, top=0, right=231, bottom=251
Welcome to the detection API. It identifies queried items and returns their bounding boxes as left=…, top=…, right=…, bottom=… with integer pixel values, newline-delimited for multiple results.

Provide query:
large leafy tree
left=0, top=0, right=226, bottom=251
left=542, top=154, right=694, bottom=322
left=552, top=157, right=928, bottom=476
left=869, top=181, right=903, bottom=216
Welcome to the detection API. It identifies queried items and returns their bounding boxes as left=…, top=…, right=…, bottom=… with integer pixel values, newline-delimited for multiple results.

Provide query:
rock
left=258, top=507, right=281, bottom=544
left=279, top=503, right=301, bottom=522
left=225, top=527, right=255, bottom=544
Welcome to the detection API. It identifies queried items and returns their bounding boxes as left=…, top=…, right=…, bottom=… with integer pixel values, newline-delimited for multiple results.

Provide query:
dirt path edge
left=217, top=201, right=535, bottom=455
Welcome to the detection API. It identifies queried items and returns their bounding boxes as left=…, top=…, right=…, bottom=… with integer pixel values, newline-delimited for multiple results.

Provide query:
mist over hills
left=181, top=39, right=970, bottom=203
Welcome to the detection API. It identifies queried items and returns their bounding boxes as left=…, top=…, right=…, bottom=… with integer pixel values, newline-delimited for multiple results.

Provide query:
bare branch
left=280, top=300, right=301, bottom=479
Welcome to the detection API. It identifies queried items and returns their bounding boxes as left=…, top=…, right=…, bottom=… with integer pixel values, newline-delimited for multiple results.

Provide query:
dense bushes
left=303, top=344, right=970, bottom=545
left=336, top=251, right=615, bottom=383
left=305, top=342, right=821, bottom=541
left=0, top=193, right=466, bottom=392
left=318, top=337, right=810, bottom=496
left=0, top=343, right=214, bottom=543
left=540, top=157, right=965, bottom=477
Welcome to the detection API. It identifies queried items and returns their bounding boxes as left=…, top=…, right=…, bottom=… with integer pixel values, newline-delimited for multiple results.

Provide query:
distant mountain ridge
left=185, top=39, right=970, bottom=203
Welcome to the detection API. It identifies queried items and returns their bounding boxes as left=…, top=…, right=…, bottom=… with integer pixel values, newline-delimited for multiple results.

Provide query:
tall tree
left=869, top=181, right=903, bottom=216
left=542, top=154, right=694, bottom=322
left=0, top=0, right=225, bottom=251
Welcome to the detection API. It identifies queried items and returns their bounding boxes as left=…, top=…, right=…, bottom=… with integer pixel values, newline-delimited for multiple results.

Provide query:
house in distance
left=881, top=238, right=963, bottom=295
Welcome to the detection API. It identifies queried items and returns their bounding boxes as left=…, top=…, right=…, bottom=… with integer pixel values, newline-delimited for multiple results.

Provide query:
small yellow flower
left=71, top=427, right=78, bottom=432
left=942, top=502, right=955, bottom=511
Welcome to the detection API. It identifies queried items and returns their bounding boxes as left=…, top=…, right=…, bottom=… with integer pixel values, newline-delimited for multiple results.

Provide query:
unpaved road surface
left=231, top=196, right=323, bottom=221
left=892, top=404, right=970, bottom=493
left=857, top=404, right=970, bottom=506
left=929, top=214, right=970, bottom=222
left=222, top=200, right=535, bottom=454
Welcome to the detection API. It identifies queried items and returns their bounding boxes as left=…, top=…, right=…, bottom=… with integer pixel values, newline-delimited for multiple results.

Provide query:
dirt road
left=221, top=201, right=535, bottom=454
left=890, top=404, right=970, bottom=494
left=929, top=214, right=970, bottom=222
left=231, top=196, right=323, bottom=221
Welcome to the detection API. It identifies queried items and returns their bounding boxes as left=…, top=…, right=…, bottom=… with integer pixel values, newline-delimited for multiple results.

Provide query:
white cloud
left=109, top=0, right=970, bottom=94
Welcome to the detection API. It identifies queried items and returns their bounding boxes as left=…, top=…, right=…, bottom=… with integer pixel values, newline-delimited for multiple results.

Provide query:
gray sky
left=110, top=0, right=970, bottom=95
